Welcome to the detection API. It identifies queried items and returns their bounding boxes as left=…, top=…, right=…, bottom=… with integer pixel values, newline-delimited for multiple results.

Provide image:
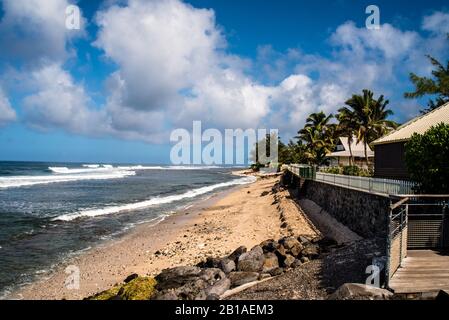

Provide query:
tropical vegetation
left=277, top=90, right=398, bottom=171
left=404, top=36, right=449, bottom=114
left=404, top=123, right=449, bottom=194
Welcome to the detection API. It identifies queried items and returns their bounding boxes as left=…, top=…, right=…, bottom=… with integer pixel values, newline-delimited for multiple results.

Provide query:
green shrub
left=405, top=123, right=449, bottom=194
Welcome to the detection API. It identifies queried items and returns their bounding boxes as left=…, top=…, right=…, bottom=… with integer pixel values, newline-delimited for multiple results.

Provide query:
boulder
left=219, top=258, right=236, bottom=274
left=301, top=244, right=320, bottom=259
left=205, top=277, right=231, bottom=297
left=199, top=268, right=226, bottom=285
left=161, top=279, right=209, bottom=300
left=204, top=257, right=222, bottom=268
left=290, top=243, right=303, bottom=257
left=280, top=237, right=301, bottom=250
left=291, top=259, right=302, bottom=268
left=262, top=252, right=279, bottom=272
left=260, top=239, right=278, bottom=253
left=282, top=254, right=296, bottom=268
left=298, top=235, right=312, bottom=244
left=228, top=246, right=247, bottom=263
left=117, top=277, right=157, bottom=300
left=329, top=283, right=393, bottom=300
left=237, top=246, right=264, bottom=272
left=155, top=266, right=202, bottom=290
left=260, top=191, right=270, bottom=196
left=228, top=272, right=259, bottom=287
left=268, top=267, right=284, bottom=276
left=123, top=273, right=139, bottom=283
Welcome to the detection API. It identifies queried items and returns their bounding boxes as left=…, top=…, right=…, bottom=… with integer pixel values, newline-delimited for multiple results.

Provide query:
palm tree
left=336, top=108, right=357, bottom=165
left=296, top=111, right=335, bottom=165
left=341, top=90, right=398, bottom=164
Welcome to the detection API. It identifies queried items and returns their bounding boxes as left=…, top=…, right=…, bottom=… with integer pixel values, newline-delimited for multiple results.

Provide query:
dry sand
left=10, top=172, right=318, bottom=300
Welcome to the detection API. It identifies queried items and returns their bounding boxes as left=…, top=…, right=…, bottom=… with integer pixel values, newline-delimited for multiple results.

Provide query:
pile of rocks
left=87, top=235, right=341, bottom=300
left=152, top=235, right=340, bottom=300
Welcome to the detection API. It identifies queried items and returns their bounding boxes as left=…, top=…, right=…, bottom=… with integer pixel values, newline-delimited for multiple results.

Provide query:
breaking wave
left=53, top=176, right=256, bottom=221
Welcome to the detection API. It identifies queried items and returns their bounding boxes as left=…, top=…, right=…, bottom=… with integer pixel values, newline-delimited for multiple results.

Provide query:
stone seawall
left=282, top=171, right=391, bottom=239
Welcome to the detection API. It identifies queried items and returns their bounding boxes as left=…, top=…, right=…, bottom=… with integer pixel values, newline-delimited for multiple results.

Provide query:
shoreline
left=8, top=171, right=318, bottom=300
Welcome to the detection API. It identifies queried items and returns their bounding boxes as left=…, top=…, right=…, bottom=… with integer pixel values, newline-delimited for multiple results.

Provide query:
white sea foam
left=0, top=170, right=136, bottom=189
left=53, top=175, right=256, bottom=221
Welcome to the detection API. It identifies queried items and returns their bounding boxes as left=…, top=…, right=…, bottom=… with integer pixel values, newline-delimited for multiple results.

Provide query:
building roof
left=327, top=137, right=374, bottom=158
left=372, top=102, right=449, bottom=146
left=329, top=150, right=374, bottom=158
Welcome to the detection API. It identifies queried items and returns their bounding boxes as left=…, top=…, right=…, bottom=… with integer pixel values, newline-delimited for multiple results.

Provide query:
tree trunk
left=364, top=141, right=368, bottom=166
left=348, top=137, right=354, bottom=166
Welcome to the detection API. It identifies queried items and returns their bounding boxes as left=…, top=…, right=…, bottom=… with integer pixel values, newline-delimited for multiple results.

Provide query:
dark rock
left=316, top=236, right=338, bottom=248
left=328, top=283, right=393, bottom=300
left=291, top=259, right=302, bottom=268
left=228, top=272, right=259, bottom=288
left=205, top=277, right=231, bottom=296
left=199, top=268, right=226, bottom=285
left=153, top=289, right=179, bottom=300
left=268, top=267, right=284, bottom=276
left=260, top=239, right=278, bottom=253
left=204, top=257, right=222, bottom=268
left=260, top=191, right=270, bottom=197
left=300, top=256, right=310, bottom=264
left=155, top=266, right=202, bottom=290
left=228, top=246, right=247, bottom=263
left=237, top=246, right=264, bottom=272
left=219, top=258, right=236, bottom=274
left=206, top=294, right=220, bottom=300
left=280, top=222, right=288, bottom=228
left=123, top=273, right=139, bottom=283
left=262, top=252, right=279, bottom=272
left=301, top=244, right=320, bottom=259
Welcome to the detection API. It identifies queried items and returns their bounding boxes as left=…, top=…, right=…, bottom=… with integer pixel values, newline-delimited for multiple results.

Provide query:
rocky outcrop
left=328, top=283, right=393, bottom=300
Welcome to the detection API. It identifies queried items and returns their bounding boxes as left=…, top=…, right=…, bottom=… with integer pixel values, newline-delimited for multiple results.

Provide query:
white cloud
left=0, top=0, right=84, bottom=66
left=0, top=87, right=16, bottom=127
left=93, top=0, right=273, bottom=135
left=422, top=11, right=449, bottom=34
left=22, top=64, right=102, bottom=133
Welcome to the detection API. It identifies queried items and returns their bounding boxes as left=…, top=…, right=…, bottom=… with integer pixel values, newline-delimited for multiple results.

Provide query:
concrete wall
left=298, top=179, right=391, bottom=239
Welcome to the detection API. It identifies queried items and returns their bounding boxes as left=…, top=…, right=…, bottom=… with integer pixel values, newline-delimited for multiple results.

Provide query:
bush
left=320, top=165, right=373, bottom=177
left=405, top=123, right=449, bottom=194
left=249, top=162, right=265, bottom=172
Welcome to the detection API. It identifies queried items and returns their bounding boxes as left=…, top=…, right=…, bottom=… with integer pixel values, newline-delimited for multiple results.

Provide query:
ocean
left=0, top=161, right=254, bottom=297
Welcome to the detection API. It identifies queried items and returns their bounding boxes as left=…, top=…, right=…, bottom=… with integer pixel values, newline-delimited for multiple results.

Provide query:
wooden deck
left=389, top=250, right=449, bottom=293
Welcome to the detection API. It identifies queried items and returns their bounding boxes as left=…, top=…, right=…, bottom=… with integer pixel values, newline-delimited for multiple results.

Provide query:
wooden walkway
left=389, top=250, right=449, bottom=293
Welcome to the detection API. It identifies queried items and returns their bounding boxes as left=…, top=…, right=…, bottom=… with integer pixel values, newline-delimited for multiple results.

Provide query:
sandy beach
left=9, top=172, right=318, bottom=300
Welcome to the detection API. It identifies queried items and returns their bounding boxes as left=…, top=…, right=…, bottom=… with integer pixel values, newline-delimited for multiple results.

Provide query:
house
left=372, top=102, right=449, bottom=180
left=327, top=137, right=374, bottom=167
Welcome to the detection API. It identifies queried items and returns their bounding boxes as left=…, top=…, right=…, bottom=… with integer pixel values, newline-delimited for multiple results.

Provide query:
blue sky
left=0, top=0, right=448, bottom=163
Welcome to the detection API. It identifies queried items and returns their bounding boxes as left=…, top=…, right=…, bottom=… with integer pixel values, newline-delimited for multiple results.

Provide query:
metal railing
left=283, top=164, right=417, bottom=195
left=315, top=172, right=417, bottom=195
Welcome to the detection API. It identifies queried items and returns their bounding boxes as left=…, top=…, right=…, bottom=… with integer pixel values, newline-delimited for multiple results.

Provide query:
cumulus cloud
left=0, top=0, right=84, bottom=66
left=422, top=11, right=449, bottom=34
left=93, top=0, right=268, bottom=135
left=22, top=64, right=103, bottom=133
left=0, top=87, right=16, bottom=127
